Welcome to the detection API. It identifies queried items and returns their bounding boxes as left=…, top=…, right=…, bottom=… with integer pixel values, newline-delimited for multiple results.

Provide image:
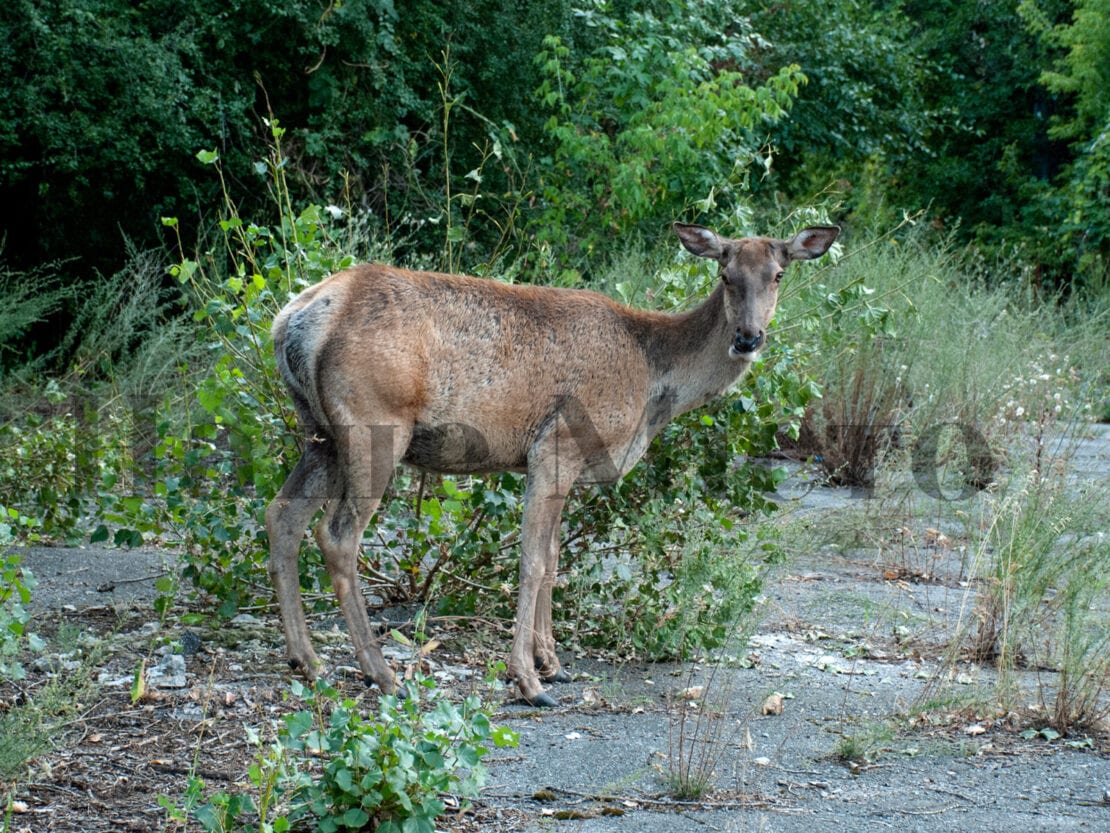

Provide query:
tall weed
left=789, top=223, right=1100, bottom=494
left=957, top=418, right=1110, bottom=732
left=0, top=261, right=71, bottom=378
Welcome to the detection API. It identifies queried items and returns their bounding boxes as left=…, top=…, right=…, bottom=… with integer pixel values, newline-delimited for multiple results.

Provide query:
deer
left=264, top=221, right=839, bottom=706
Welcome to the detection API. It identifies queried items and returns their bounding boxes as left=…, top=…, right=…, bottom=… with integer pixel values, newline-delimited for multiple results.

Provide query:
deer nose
left=733, top=330, right=764, bottom=355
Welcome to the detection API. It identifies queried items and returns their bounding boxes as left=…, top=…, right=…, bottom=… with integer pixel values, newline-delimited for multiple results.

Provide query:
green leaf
left=284, top=709, right=315, bottom=738
left=493, top=726, right=519, bottom=747
left=340, top=807, right=369, bottom=828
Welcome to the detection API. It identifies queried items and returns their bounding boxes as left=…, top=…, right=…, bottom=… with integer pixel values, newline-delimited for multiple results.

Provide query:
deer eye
left=774, top=271, right=784, bottom=285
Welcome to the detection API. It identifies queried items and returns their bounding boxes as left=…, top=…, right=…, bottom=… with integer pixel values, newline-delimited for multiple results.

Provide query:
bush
left=787, top=220, right=1103, bottom=495
left=87, top=117, right=820, bottom=661
left=171, top=676, right=518, bottom=833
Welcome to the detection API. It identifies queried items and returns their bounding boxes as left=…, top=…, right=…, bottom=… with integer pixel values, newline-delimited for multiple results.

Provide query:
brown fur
left=265, top=222, right=838, bottom=704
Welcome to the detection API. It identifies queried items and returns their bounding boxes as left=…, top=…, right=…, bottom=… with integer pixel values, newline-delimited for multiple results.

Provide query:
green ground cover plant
left=163, top=675, right=518, bottom=833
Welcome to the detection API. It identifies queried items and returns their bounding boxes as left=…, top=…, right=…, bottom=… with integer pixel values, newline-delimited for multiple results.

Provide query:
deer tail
left=272, top=297, right=333, bottom=439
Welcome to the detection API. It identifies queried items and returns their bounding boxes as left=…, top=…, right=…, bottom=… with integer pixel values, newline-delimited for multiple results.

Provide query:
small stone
left=149, top=654, right=187, bottom=689
left=231, top=613, right=262, bottom=627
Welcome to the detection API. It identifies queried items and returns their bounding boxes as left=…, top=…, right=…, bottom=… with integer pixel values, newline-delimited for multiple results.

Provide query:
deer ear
left=674, top=222, right=724, bottom=260
left=787, top=226, right=840, bottom=261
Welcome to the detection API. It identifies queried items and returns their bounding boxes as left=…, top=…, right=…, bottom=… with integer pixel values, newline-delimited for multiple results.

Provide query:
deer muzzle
left=731, top=330, right=764, bottom=358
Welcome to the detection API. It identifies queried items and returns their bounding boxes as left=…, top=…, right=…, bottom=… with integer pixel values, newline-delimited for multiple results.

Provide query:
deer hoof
left=535, top=657, right=571, bottom=683
left=363, top=674, right=403, bottom=695
left=288, top=656, right=322, bottom=681
left=525, top=690, right=559, bottom=708
left=367, top=678, right=407, bottom=701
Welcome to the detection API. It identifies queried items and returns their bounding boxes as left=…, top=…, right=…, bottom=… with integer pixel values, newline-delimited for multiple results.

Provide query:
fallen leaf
left=924, top=527, right=953, bottom=548
left=679, top=685, right=704, bottom=701
left=761, top=693, right=785, bottom=715
left=554, top=810, right=592, bottom=820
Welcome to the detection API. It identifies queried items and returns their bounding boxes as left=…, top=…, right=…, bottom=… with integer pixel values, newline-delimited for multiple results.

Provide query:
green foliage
left=750, top=0, right=933, bottom=194
left=168, top=676, right=518, bottom=833
left=0, top=531, right=45, bottom=682
left=108, top=124, right=355, bottom=614
left=283, top=678, right=516, bottom=832
left=0, top=410, right=85, bottom=540
left=1022, top=0, right=1110, bottom=278
left=1030, top=0, right=1110, bottom=142
left=533, top=2, right=803, bottom=265
left=0, top=0, right=569, bottom=285
left=71, top=112, right=811, bottom=652
left=882, top=0, right=1074, bottom=275
left=786, top=220, right=1103, bottom=493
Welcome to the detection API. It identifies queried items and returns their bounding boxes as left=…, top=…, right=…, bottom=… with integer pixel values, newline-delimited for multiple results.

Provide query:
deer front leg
left=533, top=517, right=570, bottom=684
left=511, top=452, right=579, bottom=706
left=510, top=512, right=557, bottom=706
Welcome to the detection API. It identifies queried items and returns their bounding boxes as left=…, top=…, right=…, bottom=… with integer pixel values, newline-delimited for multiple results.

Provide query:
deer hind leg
left=266, top=439, right=335, bottom=679
left=315, top=422, right=407, bottom=694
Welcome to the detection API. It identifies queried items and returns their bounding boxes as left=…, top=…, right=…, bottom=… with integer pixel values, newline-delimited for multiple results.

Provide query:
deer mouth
left=730, top=330, right=764, bottom=359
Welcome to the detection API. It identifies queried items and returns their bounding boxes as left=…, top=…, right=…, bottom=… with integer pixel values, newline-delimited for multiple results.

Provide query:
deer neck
left=649, top=283, right=752, bottom=419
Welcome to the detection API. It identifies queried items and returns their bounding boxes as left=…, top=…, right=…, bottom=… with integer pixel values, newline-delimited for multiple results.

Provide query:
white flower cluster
left=994, top=353, right=1086, bottom=425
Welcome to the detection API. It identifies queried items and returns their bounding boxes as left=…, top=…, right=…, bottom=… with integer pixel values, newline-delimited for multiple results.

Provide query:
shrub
left=787, top=221, right=1102, bottom=496
left=172, top=676, right=518, bottom=833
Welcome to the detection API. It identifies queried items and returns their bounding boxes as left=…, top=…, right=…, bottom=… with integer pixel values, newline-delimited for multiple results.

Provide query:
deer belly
left=402, top=421, right=528, bottom=474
